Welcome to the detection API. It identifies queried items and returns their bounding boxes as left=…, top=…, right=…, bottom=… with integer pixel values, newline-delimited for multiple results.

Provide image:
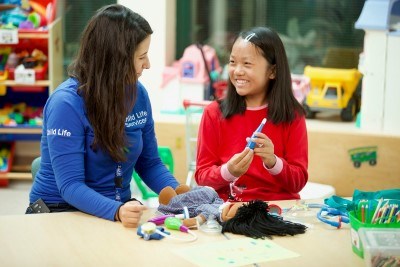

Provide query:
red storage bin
left=7, top=62, right=48, bottom=81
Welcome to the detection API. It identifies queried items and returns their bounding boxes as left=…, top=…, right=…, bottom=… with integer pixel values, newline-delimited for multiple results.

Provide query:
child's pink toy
left=291, top=74, right=310, bottom=104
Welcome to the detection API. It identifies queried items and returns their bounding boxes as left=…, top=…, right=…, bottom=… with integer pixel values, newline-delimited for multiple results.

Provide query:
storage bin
left=349, top=203, right=400, bottom=258
left=7, top=62, right=48, bottom=81
left=359, top=228, right=400, bottom=267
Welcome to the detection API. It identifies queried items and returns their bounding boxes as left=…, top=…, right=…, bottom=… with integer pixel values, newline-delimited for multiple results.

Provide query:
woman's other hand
left=118, top=201, right=147, bottom=228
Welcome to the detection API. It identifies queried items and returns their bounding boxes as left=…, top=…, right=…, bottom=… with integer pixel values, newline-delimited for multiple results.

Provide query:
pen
left=246, top=118, right=267, bottom=149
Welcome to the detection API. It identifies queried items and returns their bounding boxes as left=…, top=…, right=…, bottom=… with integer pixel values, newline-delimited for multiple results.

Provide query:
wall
left=308, top=129, right=400, bottom=196
left=117, top=0, right=176, bottom=115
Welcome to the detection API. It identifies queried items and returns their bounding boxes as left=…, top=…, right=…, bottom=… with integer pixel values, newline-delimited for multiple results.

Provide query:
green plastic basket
left=349, top=211, right=400, bottom=258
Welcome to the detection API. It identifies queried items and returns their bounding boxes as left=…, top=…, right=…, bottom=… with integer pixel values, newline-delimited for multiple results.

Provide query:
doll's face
left=221, top=202, right=244, bottom=222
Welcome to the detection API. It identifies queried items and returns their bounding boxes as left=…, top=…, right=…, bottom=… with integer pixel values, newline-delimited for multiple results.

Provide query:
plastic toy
left=0, top=103, right=43, bottom=126
left=291, top=74, right=310, bottom=104
left=303, top=66, right=362, bottom=121
left=0, top=142, right=15, bottom=174
left=348, top=146, right=377, bottom=168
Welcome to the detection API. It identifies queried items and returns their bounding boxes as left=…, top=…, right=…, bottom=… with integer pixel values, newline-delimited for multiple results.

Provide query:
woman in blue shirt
left=27, top=4, right=179, bottom=228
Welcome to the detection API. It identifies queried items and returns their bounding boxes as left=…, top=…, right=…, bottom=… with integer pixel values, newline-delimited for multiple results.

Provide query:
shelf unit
left=0, top=18, right=63, bottom=181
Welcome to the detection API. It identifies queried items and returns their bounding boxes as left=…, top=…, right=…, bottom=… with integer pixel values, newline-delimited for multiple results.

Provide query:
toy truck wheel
left=353, top=161, right=361, bottom=168
left=303, top=104, right=316, bottom=119
left=369, top=159, right=377, bottom=166
left=341, top=97, right=356, bottom=122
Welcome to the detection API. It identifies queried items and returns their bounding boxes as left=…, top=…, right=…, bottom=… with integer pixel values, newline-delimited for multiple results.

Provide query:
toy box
left=359, top=228, right=400, bottom=267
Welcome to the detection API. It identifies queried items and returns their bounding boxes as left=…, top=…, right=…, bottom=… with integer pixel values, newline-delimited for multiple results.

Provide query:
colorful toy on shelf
left=303, top=66, right=362, bottom=122
left=0, top=0, right=57, bottom=29
left=0, top=147, right=12, bottom=172
left=0, top=102, right=43, bottom=126
left=0, top=142, right=15, bottom=187
left=5, top=48, right=48, bottom=81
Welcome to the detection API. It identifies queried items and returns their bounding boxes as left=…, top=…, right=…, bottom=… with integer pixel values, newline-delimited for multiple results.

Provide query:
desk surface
left=0, top=199, right=364, bottom=267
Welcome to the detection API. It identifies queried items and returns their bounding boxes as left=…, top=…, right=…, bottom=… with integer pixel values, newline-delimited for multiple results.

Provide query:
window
left=176, top=0, right=365, bottom=74
left=63, top=0, right=116, bottom=77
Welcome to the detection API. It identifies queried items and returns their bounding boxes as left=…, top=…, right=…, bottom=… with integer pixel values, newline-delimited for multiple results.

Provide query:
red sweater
left=195, top=101, right=308, bottom=201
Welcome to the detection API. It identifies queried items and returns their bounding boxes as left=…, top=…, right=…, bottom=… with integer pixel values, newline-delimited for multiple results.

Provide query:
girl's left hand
left=247, top=132, right=276, bottom=168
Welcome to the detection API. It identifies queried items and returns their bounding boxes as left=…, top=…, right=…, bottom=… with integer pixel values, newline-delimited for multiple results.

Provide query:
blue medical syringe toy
left=246, top=118, right=267, bottom=149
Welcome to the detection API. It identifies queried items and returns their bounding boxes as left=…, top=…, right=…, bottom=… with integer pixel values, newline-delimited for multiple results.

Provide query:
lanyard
left=114, top=163, right=123, bottom=202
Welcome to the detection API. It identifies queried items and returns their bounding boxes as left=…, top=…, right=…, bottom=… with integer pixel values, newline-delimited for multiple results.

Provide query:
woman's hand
left=248, top=132, right=276, bottom=168
left=227, top=147, right=254, bottom=177
left=117, top=201, right=147, bottom=228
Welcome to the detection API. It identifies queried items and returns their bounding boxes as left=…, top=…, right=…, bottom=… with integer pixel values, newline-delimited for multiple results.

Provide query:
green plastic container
left=349, top=211, right=400, bottom=258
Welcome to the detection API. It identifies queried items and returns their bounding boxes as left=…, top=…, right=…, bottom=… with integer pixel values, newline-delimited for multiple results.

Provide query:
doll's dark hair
left=68, top=4, right=153, bottom=162
left=222, top=200, right=307, bottom=239
left=219, top=26, right=305, bottom=124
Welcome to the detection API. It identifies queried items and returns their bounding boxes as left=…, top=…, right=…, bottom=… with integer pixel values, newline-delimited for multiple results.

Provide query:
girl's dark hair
left=219, top=26, right=305, bottom=123
left=68, top=4, right=153, bottom=162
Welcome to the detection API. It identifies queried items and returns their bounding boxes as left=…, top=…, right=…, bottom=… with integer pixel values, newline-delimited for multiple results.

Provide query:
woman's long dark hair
left=68, top=4, right=153, bottom=162
left=220, top=26, right=305, bottom=123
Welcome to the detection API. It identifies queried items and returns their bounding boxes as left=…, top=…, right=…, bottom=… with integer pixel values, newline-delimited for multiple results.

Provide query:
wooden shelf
left=0, top=172, right=32, bottom=180
left=2, top=80, right=50, bottom=87
left=18, top=31, right=49, bottom=39
left=0, top=127, right=41, bottom=135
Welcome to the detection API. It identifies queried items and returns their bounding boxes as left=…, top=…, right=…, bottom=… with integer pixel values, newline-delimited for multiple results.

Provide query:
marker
left=246, top=118, right=267, bottom=149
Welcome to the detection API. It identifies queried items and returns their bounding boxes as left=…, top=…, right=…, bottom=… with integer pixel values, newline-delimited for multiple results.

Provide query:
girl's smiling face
left=228, top=37, right=275, bottom=107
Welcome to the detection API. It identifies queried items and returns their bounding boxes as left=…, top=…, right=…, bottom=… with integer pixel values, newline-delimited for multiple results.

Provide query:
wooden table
left=0, top=199, right=364, bottom=267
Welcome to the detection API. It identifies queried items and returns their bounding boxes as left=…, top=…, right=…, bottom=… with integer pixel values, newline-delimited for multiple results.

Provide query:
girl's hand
left=248, top=132, right=276, bottom=168
left=227, top=147, right=254, bottom=177
left=118, top=201, right=147, bottom=228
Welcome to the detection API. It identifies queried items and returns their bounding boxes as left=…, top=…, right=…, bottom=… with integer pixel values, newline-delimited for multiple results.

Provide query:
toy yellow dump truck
left=303, top=66, right=362, bottom=121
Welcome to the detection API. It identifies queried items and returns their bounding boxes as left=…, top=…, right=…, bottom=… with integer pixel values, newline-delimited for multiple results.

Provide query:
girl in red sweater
left=195, top=26, right=308, bottom=202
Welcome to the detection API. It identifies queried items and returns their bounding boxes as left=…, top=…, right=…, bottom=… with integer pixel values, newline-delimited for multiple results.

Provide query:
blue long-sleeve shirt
left=29, top=78, right=179, bottom=220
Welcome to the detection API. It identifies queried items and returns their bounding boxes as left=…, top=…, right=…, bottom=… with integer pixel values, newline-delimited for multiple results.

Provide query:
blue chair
left=31, top=156, right=41, bottom=180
